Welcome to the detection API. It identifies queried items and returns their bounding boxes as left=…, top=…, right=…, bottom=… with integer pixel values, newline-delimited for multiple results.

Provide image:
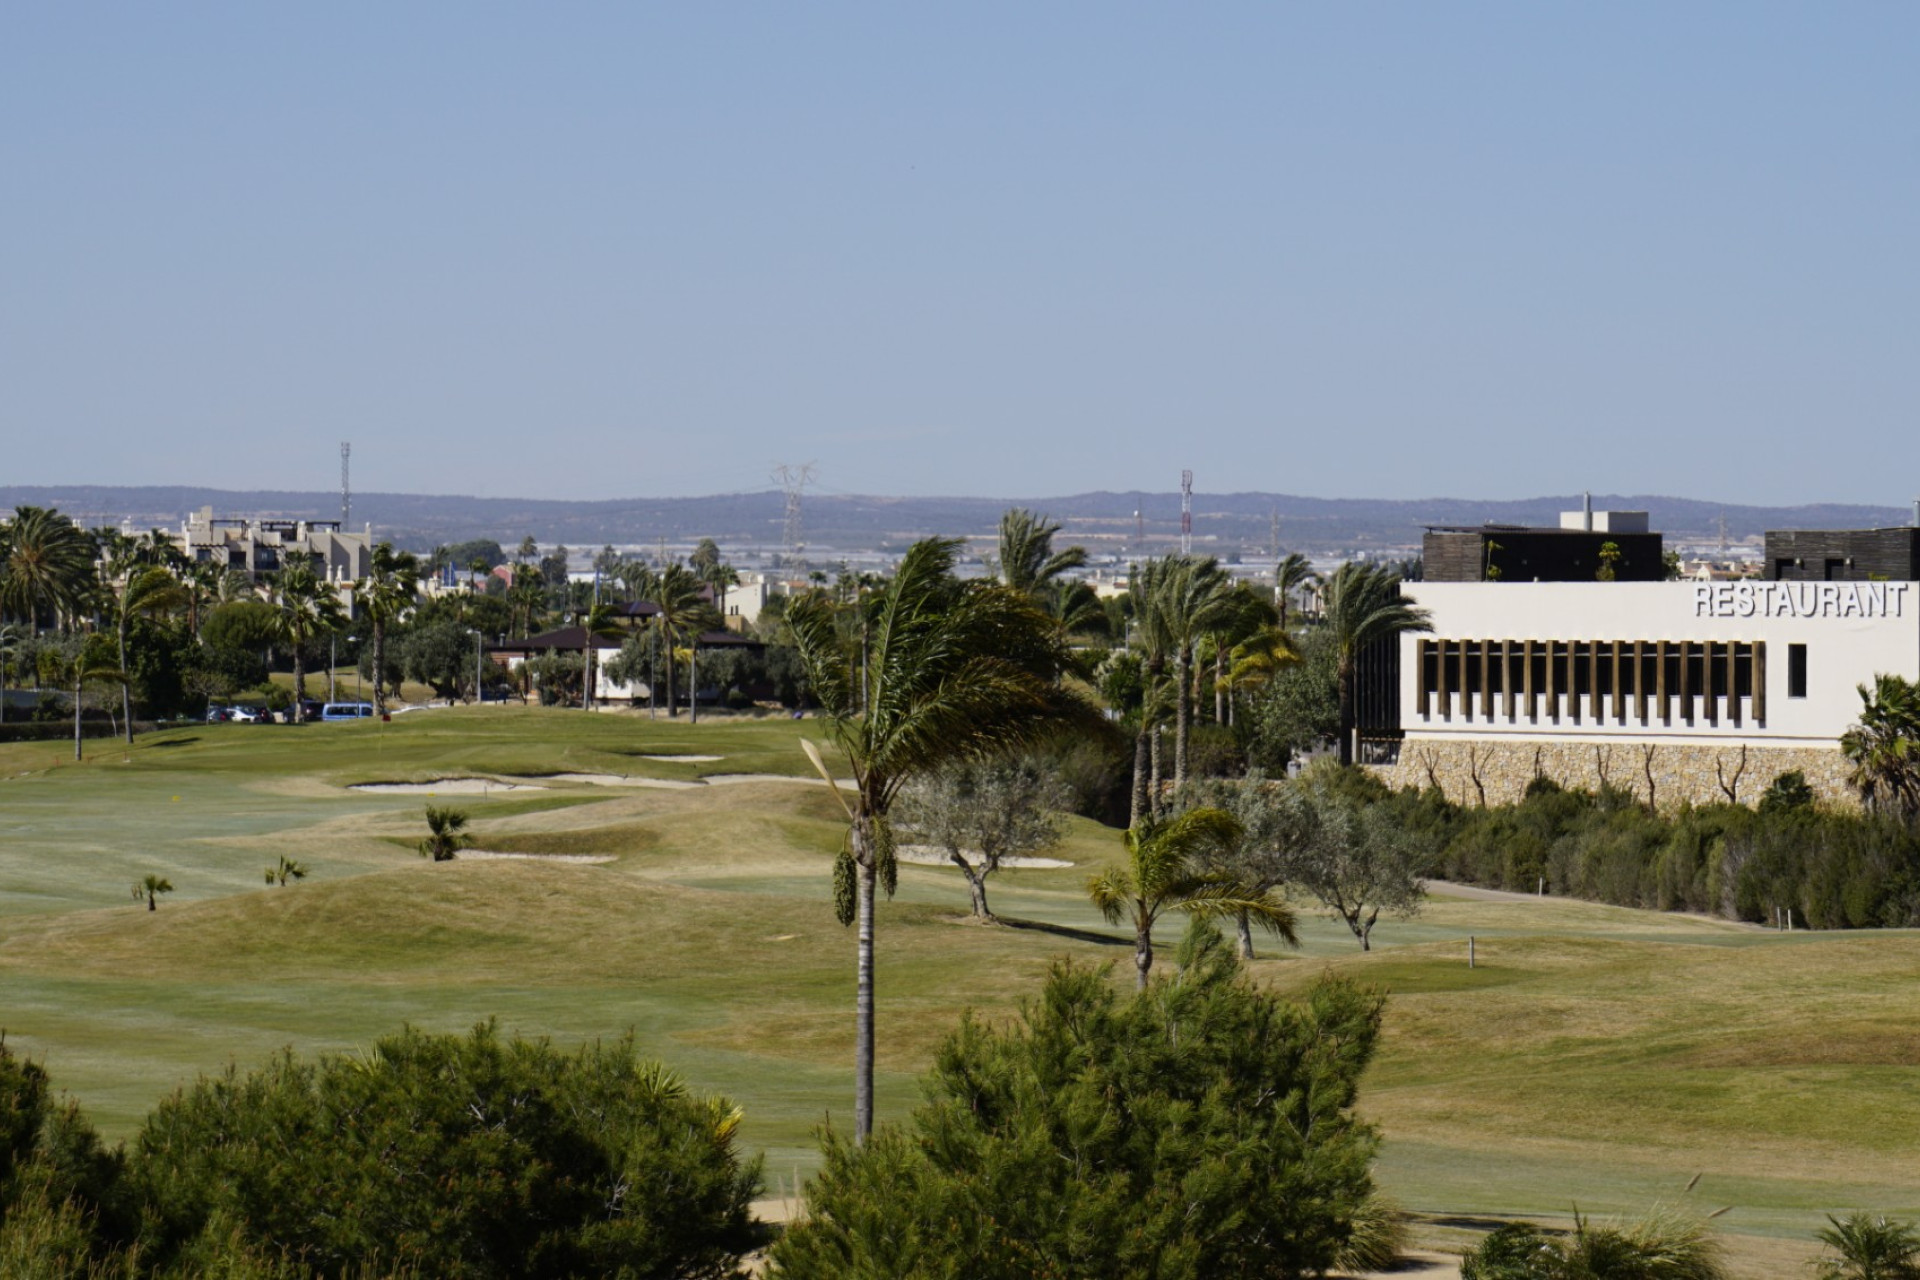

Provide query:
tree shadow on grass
left=148, top=737, right=200, bottom=748
left=1000, top=917, right=1131, bottom=948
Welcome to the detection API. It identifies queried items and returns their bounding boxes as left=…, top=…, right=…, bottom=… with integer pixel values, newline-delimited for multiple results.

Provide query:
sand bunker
left=527, top=773, right=705, bottom=790
left=458, top=851, right=616, bottom=864
left=701, top=773, right=822, bottom=786
left=350, top=779, right=539, bottom=795
left=898, top=844, right=1073, bottom=869
left=636, top=754, right=725, bottom=763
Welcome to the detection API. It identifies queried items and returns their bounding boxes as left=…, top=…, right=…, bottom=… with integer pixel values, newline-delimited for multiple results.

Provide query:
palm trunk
left=1337, top=661, right=1355, bottom=767
left=1214, top=647, right=1226, bottom=725
left=689, top=640, right=698, bottom=724
left=373, top=620, right=387, bottom=715
left=119, top=621, right=134, bottom=745
left=1130, top=728, right=1149, bottom=828
left=665, top=640, right=677, bottom=717
left=1174, top=647, right=1190, bottom=789
left=1236, top=907, right=1256, bottom=959
left=1149, top=726, right=1162, bottom=818
left=292, top=648, right=306, bottom=723
left=72, top=677, right=83, bottom=762
left=852, top=820, right=877, bottom=1144
left=1134, top=921, right=1153, bottom=989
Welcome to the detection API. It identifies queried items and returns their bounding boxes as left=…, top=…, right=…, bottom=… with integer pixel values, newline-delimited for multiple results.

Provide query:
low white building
left=1372, top=518, right=1920, bottom=807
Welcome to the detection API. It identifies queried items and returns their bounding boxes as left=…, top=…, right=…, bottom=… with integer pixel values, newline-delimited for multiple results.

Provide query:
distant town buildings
left=173, top=506, right=371, bottom=586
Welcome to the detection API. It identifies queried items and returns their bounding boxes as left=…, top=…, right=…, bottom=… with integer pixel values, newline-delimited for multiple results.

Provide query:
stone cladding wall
left=1380, top=738, right=1853, bottom=811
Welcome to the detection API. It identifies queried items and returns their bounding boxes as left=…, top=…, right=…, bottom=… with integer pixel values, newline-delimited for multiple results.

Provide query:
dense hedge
left=0, top=1025, right=764, bottom=1279
left=1409, top=773, right=1920, bottom=929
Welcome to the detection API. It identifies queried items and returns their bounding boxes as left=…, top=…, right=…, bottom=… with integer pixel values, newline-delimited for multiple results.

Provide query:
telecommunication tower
left=1180, top=470, right=1193, bottom=555
left=340, top=442, right=352, bottom=526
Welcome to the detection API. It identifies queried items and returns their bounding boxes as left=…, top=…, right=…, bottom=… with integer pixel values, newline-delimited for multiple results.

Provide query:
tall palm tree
left=1086, top=807, right=1298, bottom=988
left=994, top=508, right=1087, bottom=596
left=577, top=600, right=625, bottom=711
left=0, top=506, right=97, bottom=632
left=508, top=564, right=546, bottom=638
left=0, top=623, right=19, bottom=724
left=637, top=564, right=717, bottom=718
left=356, top=544, right=419, bottom=714
left=271, top=562, right=347, bottom=722
left=789, top=536, right=1095, bottom=1143
left=1138, top=555, right=1235, bottom=787
left=112, top=564, right=188, bottom=742
left=49, top=633, right=125, bottom=762
left=1320, top=562, right=1431, bottom=766
left=1841, top=674, right=1920, bottom=822
left=1274, top=551, right=1318, bottom=630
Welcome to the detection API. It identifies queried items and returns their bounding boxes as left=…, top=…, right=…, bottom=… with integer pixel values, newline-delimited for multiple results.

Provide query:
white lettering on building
left=1696, top=581, right=1909, bottom=619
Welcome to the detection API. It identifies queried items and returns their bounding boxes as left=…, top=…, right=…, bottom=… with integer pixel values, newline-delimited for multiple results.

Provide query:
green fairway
left=1, top=706, right=1914, bottom=1271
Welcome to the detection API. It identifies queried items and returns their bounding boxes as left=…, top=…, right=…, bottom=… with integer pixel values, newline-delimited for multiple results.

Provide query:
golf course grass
left=1, top=705, right=1913, bottom=1273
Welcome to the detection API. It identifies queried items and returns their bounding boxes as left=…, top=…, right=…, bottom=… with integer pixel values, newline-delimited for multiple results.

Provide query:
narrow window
left=1788, top=643, right=1807, bottom=699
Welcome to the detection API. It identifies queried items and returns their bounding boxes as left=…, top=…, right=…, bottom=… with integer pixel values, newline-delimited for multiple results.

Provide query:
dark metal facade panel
left=1422, top=529, right=1666, bottom=583
left=1763, top=528, right=1920, bottom=581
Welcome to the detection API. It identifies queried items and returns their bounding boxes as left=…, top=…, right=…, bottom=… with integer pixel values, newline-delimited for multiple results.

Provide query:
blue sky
left=3, top=4, right=1915, bottom=504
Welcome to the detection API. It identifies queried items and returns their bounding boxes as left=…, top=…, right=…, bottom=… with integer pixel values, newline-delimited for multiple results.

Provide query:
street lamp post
left=348, top=635, right=360, bottom=703
left=469, top=629, right=483, bottom=704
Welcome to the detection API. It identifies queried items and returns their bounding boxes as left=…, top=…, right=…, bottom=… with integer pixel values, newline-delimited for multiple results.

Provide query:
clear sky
left=3, top=4, right=1915, bottom=504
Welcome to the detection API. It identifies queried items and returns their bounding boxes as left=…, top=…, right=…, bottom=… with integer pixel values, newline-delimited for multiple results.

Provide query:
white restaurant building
left=1370, top=515, right=1920, bottom=807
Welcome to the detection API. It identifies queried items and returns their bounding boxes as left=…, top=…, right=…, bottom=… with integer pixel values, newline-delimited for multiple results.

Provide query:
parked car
left=294, top=699, right=325, bottom=722
left=204, top=706, right=232, bottom=723
left=320, top=702, right=377, bottom=721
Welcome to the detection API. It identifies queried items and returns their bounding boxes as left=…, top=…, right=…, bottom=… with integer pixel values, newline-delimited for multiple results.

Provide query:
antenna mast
left=1180, top=470, right=1193, bottom=555
left=340, top=442, right=351, bottom=526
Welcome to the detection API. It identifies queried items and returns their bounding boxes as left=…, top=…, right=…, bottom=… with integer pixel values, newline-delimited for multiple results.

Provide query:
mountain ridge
left=1, top=484, right=1906, bottom=554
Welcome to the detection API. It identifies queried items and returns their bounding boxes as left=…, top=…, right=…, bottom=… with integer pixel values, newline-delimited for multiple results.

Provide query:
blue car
left=320, top=702, right=376, bottom=721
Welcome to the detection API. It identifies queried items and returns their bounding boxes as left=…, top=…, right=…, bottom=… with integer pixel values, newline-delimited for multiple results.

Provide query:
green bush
left=769, top=924, right=1391, bottom=1280
left=127, top=1023, right=764, bottom=1278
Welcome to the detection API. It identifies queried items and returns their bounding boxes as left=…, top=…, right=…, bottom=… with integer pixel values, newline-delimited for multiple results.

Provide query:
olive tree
left=893, top=756, right=1069, bottom=921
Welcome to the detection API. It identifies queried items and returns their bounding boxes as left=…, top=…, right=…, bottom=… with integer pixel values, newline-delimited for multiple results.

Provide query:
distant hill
left=1, top=484, right=1907, bottom=556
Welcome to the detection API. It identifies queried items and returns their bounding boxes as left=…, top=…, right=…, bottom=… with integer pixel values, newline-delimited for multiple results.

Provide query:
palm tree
left=48, top=635, right=125, bottom=762
left=1274, top=551, right=1317, bottom=630
left=270, top=562, right=347, bottom=722
left=1320, top=562, right=1431, bottom=766
left=1814, top=1212, right=1920, bottom=1280
left=578, top=600, right=625, bottom=711
left=356, top=544, right=419, bottom=714
left=1086, top=807, right=1298, bottom=988
left=1138, top=555, right=1235, bottom=787
left=994, top=508, right=1087, bottom=595
left=111, top=564, right=188, bottom=742
left=508, top=564, right=547, bottom=638
left=0, top=506, right=97, bottom=632
left=1841, top=674, right=1920, bottom=822
left=0, top=623, right=20, bottom=725
left=1226, top=622, right=1301, bottom=713
left=637, top=564, right=717, bottom=718
left=132, top=874, right=174, bottom=911
left=418, top=806, right=472, bottom=861
left=789, top=536, right=1095, bottom=1143
left=264, top=856, right=309, bottom=886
